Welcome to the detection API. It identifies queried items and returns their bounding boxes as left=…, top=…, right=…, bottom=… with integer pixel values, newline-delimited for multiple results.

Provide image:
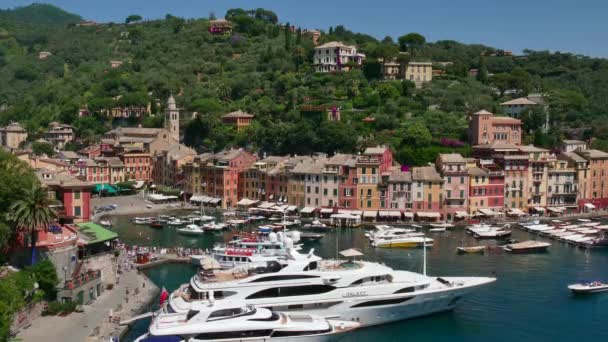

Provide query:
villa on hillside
left=314, top=41, right=366, bottom=73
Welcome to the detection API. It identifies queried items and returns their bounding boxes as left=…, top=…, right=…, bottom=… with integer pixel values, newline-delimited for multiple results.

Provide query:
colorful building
left=386, top=168, right=412, bottom=210
left=436, top=153, right=469, bottom=221
left=314, top=41, right=366, bottom=73
left=37, top=169, right=93, bottom=223
left=575, top=149, right=608, bottom=209
left=468, top=110, right=522, bottom=146
left=412, top=166, right=443, bottom=220
left=222, top=110, right=254, bottom=132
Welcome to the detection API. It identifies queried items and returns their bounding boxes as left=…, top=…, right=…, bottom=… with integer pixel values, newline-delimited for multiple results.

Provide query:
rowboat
left=504, top=240, right=550, bottom=253
left=457, top=246, right=485, bottom=254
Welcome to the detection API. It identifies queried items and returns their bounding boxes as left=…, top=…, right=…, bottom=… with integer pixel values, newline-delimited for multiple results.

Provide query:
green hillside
left=0, top=3, right=82, bottom=26
left=0, top=5, right=607, bottom=164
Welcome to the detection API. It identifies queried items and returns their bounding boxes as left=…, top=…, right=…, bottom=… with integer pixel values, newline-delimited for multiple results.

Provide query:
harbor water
left=114, top=213, right=608, bottom=341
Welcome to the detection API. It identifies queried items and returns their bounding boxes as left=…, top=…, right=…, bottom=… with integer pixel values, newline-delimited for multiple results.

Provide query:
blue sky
left=3, top=0, right=607, bottom=57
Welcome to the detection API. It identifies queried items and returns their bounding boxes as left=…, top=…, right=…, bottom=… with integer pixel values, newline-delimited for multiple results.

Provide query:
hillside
left=0, top=3, right=82, bottom=26
left=1, top=5, right=608, bottom=164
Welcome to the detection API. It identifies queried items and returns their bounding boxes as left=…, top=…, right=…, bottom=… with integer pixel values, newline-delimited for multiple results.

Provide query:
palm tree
left=9, top=183, right=58, bottom=265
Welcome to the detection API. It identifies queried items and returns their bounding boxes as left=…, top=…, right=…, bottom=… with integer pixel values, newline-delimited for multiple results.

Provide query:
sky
left=3, top=0, right=608, bottom=57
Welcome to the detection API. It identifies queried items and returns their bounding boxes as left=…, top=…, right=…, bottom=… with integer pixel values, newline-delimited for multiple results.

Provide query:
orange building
left=468, top=110, right=522, bottom=146
left=222, top=110, right=254, bottom=131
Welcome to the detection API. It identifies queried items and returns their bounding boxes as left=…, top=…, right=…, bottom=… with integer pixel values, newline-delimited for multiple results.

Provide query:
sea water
left=114, top=214, right=608, bottom=341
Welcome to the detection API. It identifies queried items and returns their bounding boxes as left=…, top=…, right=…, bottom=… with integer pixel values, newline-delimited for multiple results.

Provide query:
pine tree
left=284, top=21, right=291, bottom=50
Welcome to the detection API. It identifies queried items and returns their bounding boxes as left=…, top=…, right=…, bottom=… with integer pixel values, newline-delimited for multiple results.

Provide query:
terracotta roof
left=518, top=145, right=549, bottom=153
left=500, top=97, right=539, bottom=106
left=327, top=153, right=357, bottom=166
left=438, top=153, right=465, bottom=164
left=472, top=109, right=493, bottom=115
left=577, top=149, right=608, bottom=160
left=562, top=151, right=587, bottom=163
left=364, top=147, right=388, bottom=155
left=412, top=166, right=442, bottom=182
left=473, top=142, right=520, bottom=150
left=468, top=167, right=488, bottom=176
left=106, top=127, right=163, bottom=136
left=492, top=116, right=521, bottom=125
left=213, top=149, right=250, bottom=162
left=291, top=158, right=327, bottom=174
left=36, top=169, right=92, bottom=188
left=222, top=110, right=254, bottom=118
left=59, top=151, right=79, bottom=159
left=388, top=169, right=412, bottom=182
left=166, top=144, right=197, bottom=160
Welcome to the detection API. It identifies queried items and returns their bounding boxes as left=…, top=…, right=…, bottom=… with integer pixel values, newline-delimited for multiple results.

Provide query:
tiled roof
left=438, top=153, right=465, bottom=164
left=364, top=147, right=388, bottom=155
left=500, top=97, right=539, bottom=106
left=492, top=116, right=521, bottom=124
left=36, top=169, right=92, bottom=188
left=473, top=142, right=520, bottom=150
left=166, top=144, right=196, bottom=160
left=468, top=166, right=488, bottom=176
left=518, top=145, right=549, bottom=153
left=291, top=158, right=327, bottom=174
left=327, top=153, right=357, bottom=166
left=472, top=109, right=493, bottom=115
left=59, top=151, right=79, bottom=159
left=222, top=110, right=254, bottom=118
left=577, top=149, right=608, bottom=160
left=107, top=127, right=163, bottom=136
left=213, top=149, right=249, bottom=161
left=412, top=166, right=442, bottom=182
left=562, top=151, right=587, bottom=163
left=388, top=169, right=412, bottom=182
left=562, top=140, right=586, bottom=145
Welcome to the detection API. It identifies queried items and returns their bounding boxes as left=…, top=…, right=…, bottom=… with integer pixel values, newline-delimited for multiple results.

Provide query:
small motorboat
left=568, top=281, right=608, bottom=294
left=149, top=221, right=164, bottom=229
left=298, top=233, right=325, bottom=241
left=457, top=246, right=486, bottom=254
left=99, top=220, right=112, bottom=227
left=167, top=219, right=184, bottom=226
left=177, top=224, right=205, bottom=235
left=429, top=227, right=446, bottom=232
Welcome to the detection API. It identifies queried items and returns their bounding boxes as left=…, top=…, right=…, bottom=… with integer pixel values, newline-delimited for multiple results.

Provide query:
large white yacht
left=136, top=301, right=359, bottom=342
left=164, top=250, right=495, bottom=327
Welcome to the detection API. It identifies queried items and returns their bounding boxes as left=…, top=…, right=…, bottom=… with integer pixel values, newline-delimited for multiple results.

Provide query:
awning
left=274, top=205, right=289, bottom=212
left=258, top=202, right=275, bottom=209
left=237, top=198, right=258, bottom=206
left=300, top=207, right=316, bottom=214
left=208, top=198, right=221, bottom=204
left=508, top=208, right=526, bottom=216
left=378, top=211, right=391, bottom=217
left=403, top=212, right=414, bottom=218
left=534, top=207, right=546, bottom=212
left=416, top=212, right=440, bottom=218
left=286, top=205, right=297, bottom=212
left=478, top=208, right=497, bottom=216
left=337, top=209, right=351, bottom=215
left=585, top=203, right=596, bottom=209
left=320, top=208, right=335, bottom=214
left=389, top=211, right=402, bottom=218
left=455, top=211, right=469, bottom=218
left=350, top=210, right=363, bottom=216
left=547, top=207, right=564, bottom=213
left=190, top=195, right=205, bottom=203
left=76, top=222, right=118, bottom=245
left=363, top=210, right=377, bottom=218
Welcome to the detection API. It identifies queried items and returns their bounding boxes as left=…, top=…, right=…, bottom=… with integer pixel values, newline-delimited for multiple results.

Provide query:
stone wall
left=82, top=252, right=117, bottom=285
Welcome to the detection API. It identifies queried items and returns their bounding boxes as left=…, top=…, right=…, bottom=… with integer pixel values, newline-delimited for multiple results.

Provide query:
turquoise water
left=114, top=214, right=608, bottom=341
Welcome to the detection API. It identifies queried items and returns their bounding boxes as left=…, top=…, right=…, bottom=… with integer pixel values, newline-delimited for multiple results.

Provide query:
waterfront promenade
left=18, top=261, right=159, bottom=342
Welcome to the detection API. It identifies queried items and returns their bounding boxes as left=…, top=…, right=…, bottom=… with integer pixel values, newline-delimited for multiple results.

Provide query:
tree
left=125, top=14, right=142, bottom=24
left=32, top=141, right=54, bottom=156
left=398, top=32, right=426, bottom=52
left=8, top=184, right=58, bottom=265
left=284, top=22, right=291, bottom=50
left=403, top=122, right=432, bottom=147
left=477, top=57, right=488, bottom=83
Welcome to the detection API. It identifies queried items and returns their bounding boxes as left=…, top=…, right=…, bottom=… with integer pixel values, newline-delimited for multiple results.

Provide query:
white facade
left=314, top=41, right=365, bottom=73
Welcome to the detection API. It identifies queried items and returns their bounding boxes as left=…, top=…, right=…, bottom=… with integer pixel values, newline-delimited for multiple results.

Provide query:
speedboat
left=163, top=249, right=495, bottom=328
left=371, top=235, right=434, bottom=248
left=132, top=217, right=153, bottom=225
left=568, top=281, right=608, bottom=294
left=302, top=220, right=330, bottom=230
left=135, top=302, right=359, bottom=342
left=177, top=224, right=205, bottom=236
left=203, top=222, right=228, bottom=231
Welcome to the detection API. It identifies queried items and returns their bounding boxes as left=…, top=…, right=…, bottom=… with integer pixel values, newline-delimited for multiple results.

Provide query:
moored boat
left=177, top=224, right=205, bottom=236
left=457, top=246, right=485, bottom=254
left=504, top=240, right=550, bottom=253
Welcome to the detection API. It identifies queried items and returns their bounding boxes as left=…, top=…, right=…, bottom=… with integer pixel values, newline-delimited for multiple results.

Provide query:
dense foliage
left=1, top=4, right=607, bottom=165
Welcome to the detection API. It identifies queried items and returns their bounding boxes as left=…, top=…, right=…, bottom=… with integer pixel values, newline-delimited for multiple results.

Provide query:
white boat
left=371, top=235, right=434, bottom=248
left=167, top=219, right=185, bottom=226
left=503, top=240, right=551, bottom=253
left=468, top=224, right=512, bottom=239
left=132, top=217, right=153, bottom=225
left=429, top=223, right=454, bottom=229
left=203, top=222, right=228, bottom=231
left=135, top=302, right=359, bottom=342
left=163, top=247, right=495, bottom=328
left=429, top=227, right=446, bottom=232
left=568, top=281, right=608, bottom=294
left=99, top=220, right=112, bottom=227
left=177, top=224, right=205, bottom=236
left=303, top=220, right=330, bottom=230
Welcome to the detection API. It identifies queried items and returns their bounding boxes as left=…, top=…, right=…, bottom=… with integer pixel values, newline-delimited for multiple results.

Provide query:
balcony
left=63, top=269, right=102, bottom=290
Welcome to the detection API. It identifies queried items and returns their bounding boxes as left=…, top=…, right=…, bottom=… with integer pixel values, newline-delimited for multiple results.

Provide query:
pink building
left=363, top=146, right=393, bottom=174
left=468, top=110, right=522, bottom=146
left=326, top=154, right=358, bottom=209
left=436, top=154, right=469, bottom=221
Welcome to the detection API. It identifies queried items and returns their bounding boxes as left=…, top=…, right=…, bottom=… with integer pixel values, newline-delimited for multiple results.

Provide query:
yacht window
left=271, top=328, right=332, bottom=337
left=350, top=297, right=414, bottom=308
left=250, top=275, right=320, bottom=283
left=303, top=261, right=318, bottom=271
left=287, top=304, right=304, bottom=309
left=394, top=286, right=415, bottom=294
left=186, top=310, right=199, bottom=320
left=207, top=307, right=256, bottom=321
left=246, top=285, right=335, bottom=299
left=195, top=330, right=273, bottom=340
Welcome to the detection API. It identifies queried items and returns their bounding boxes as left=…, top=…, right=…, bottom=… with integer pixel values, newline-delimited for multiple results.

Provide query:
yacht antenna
left=423, top=233, right=427, bottom=276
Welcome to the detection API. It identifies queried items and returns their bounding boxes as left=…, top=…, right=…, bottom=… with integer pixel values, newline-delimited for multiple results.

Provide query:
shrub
left=42, top=301, right=77, bottom=316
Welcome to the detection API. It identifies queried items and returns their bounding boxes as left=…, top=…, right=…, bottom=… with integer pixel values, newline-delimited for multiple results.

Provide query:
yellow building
left=0, top=122, right=28, bottom=149
left=356, top=155, right=381, bottom=209
left=405, top=61, right=433, bottom=88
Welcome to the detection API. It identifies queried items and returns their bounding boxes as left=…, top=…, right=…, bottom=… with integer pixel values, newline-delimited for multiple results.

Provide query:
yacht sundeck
left=136, top=302, right=358, bottom=342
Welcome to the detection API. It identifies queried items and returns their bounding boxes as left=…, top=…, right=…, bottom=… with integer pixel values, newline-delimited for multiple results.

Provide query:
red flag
left=159, top=287, right=169, bottom=306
